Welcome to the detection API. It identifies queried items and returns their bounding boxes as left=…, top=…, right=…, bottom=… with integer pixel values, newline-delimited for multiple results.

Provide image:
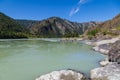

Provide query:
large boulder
left=91, top=63, right=120, bottom=80
left=35, top=70, right=87, bottom=80
left=108, top=40, right=120, bottom=64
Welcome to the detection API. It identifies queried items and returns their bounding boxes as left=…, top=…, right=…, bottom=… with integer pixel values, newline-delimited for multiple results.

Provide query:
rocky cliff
left=30, top=17, right=98, bottom=37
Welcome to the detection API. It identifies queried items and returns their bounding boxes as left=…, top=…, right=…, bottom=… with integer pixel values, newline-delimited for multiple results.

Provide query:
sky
left=0, top=0, right=120, bottom=22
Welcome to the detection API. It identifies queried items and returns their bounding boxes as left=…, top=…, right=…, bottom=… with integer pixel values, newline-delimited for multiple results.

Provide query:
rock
left=108, top=40, right=120, bottom=64
left=93, top=37, right=119, bottom=46
left=85, top=37, right=118, bottom=55
left=92, top=43, right=111, bottom=55
left=85, top=41, right=95, bottom=46
left=35, top=70, right=87, bottom=80
left=99, top=58, right=109, bottom=66
left=91, top=63, right=120, bottom=80
left=60, top=38, right=83, bottom=42
left=93, top=46, right=109, bottom=55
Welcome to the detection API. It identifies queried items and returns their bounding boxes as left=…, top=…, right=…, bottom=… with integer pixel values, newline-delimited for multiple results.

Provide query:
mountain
left=0, top=12, right=99, bottom=38
left=16, top=19, right=39, bottom=28
left=0, top=12, right=29, bottom=39
left=85, top=13, right=120, bottom=39
left=30, top=17, right=98, bottom=37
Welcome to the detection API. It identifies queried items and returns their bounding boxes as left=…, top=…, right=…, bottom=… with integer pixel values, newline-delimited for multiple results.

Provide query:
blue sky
left=0, top=0, right=120, bottom=22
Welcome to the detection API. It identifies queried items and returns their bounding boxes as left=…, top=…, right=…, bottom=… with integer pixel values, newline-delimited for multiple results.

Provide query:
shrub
left=87, top=29, right=99, bottom=36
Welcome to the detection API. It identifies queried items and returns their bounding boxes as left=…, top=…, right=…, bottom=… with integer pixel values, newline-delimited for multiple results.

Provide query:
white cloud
left=69, top=0, right=88, bottom=16
left=69, top=7, right=80, bottom=16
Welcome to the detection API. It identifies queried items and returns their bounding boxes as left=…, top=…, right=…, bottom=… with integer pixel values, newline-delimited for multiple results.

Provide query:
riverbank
left=60, top=38, right=83, bottom=42
left=86, top=36, right=120, bottom=55
left=86, top=36, right=120, bottom=80
left=35, top=36, right=120, bottom=80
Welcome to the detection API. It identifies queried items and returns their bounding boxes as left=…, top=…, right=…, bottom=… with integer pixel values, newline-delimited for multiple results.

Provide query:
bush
left=64, top=32, right=79, bottom=37
left=87, top=29, right=99, bottom=36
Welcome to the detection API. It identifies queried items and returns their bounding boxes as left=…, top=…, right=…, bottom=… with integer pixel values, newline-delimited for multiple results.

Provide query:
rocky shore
left=60, top=38, right=83, bottom=42
left=89, top=36, right=120, bottom=80
left=86, top=37, right=120, bottom=55
left=108, top=40, right=120, bottom=64
left=35, top=37, right=120, bottom=80
left=91, top=62, right=120, bottom=80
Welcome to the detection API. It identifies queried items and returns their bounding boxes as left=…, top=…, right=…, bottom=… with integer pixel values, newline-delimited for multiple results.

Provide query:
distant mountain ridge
left=29, top=17, right=99, bottom=37
left=0, top=12, right=99, bottom=38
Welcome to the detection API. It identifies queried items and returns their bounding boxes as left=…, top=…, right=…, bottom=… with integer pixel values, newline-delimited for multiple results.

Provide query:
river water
left=0, top=39, right=105, bottom=80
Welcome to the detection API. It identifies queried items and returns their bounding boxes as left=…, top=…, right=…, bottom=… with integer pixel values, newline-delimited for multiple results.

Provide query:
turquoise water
left=0, top=39, right=105, bottom=80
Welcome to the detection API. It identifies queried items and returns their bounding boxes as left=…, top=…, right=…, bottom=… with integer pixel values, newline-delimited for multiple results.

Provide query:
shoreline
left=35, top=36, right=120, bottom=80
left=34, top=37, right=113, bottom=80
left=3, top=37, right=118, bottom=80
left=85, top=36, right=120, bottom=80
left=85, top=36, right=120, bottom=55
left=0, top=38, right=83, bottom=42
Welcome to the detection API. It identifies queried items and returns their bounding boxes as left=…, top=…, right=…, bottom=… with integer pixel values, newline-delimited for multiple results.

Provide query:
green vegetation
left=87, top=29, right=99, bottom=36
left=0, top=12, right=100, bottom=38
left=86, top=13, right=120, bottom=39
left=64, top=32, right=79, bottom=37
left=0, top=12, right=30, bottom=39
left=0, top=32, right=28, bottom=39
left=1, top=12, right=120, bottom=39
left=116, top=26, right=120, bottom=30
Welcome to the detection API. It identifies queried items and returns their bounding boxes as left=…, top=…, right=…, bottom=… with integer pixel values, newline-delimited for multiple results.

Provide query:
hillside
left=0, top=12, right=99, bottom=38
left=85, top=14, right=120, bottom=40
left=0, top=12, right=29, bottom=39
left=16, top=19, right=39, bottom=28
left=30, top=17, right=98, bottom=37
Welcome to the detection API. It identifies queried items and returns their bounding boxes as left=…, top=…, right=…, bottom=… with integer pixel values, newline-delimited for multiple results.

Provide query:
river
left=0, top=38, right=105, bottom=80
